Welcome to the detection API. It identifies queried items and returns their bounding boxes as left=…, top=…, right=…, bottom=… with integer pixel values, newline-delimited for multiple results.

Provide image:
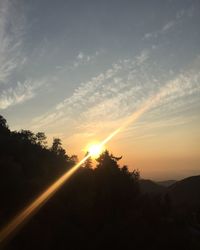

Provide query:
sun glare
left=88, top=143, right=103, bottom=158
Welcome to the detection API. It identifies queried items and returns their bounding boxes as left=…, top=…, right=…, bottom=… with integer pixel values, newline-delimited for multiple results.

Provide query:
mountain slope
left=157, top=180, right=177, bottom=187
left=139, top=179, right=166, bottom=194
left=168, top=175, right=200, bottom=208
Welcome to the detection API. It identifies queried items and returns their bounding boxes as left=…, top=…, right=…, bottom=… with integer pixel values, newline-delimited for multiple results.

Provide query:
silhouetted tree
left=0, top=114, right=199, bottom=250
left=85, top=157, right=93, bottom=169
left=68, top=154, right=78, bottom=167
left=51, top=138, right=62, bottom=153
left=19, top=129, right=36, bottom=144
left=96, top=150, right=121, bottom=170
left=51, top=137, right=68, bottom=160
left=0, top=115, right=9, bottom=135
left=0, top=115, right=8, bottom=129
left=35, top=132, right=47, bottom=147
left=121, top=165, right=129, bottom=175
left=83, top=152, right=93, bottom=169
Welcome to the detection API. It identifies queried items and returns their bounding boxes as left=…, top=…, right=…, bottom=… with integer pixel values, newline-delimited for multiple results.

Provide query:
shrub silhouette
left=0, top=115, right=199, bottom=250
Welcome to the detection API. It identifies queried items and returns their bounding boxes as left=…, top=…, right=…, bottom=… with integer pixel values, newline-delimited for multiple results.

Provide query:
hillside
left=0, top=115, right=200, bottom=250
left=157, top=180, right=177, bottom=187
left=168, top=175, right=200, bottom=208
left=139, top=179, right=166, bottom=194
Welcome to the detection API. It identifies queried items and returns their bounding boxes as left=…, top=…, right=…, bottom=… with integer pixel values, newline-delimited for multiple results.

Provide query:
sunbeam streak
left=0, top=84, right=171, bottom=245
left=0, top=155, right=90, bottom=244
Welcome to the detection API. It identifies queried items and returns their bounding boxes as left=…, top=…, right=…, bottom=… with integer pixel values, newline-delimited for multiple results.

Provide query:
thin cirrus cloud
left=78, top=64, right=200, bottom=136
left=161, top=21, right=175, bottom=33
left=30, top=49, right=148, bottom=131
left=30, top=48, right=200, bottom=144
left=0, top=79, right=46, bottom=110
left=0, top=0, right=25, bottom=84
left=0, top=0, right=48, bottom=110
left=72, top=50, right=103, bottom=69
left=143, top=5, right=194, bottom=40
left=144, top=20, right=176, bottom=40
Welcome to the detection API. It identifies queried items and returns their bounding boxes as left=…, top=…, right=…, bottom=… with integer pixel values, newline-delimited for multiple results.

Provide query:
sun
left=87, top=143, right=103, bottom=158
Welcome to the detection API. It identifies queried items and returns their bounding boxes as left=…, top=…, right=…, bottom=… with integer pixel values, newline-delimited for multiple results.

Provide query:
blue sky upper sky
left=0, top=0, right=200, bottom=179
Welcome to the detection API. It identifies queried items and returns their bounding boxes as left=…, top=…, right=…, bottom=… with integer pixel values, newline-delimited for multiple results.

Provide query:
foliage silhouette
left=0, top=115, right=199, bottom=250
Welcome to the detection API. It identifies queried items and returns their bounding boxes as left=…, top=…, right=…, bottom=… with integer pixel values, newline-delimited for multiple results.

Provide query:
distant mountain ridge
left=139, top=179, right=166, bottom=194
left=140, top=175, right=200, bottom=208
left=168, top=175, right=200, bottom=207
left=157, top=180, right=177, bottom=187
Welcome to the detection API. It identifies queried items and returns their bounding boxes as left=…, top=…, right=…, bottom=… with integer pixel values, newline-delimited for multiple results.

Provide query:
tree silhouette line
left=0, top=115, right=199, bottom=250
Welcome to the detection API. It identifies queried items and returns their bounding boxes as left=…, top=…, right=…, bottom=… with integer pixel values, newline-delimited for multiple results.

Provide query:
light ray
left=0, top=155, right=90, bottom=244
left=0, top=84, right=170, bottom=245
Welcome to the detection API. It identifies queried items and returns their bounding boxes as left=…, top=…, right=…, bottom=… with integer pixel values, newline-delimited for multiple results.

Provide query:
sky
left=0, top=0, right=200, bottom=180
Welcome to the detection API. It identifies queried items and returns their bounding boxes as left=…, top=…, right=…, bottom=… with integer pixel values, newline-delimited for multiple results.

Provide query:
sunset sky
left=0, top=0, right=200, bottom=180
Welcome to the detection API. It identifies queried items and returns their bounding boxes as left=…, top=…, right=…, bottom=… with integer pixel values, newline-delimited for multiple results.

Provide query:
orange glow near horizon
left=0, top=85, right=173, bottom=245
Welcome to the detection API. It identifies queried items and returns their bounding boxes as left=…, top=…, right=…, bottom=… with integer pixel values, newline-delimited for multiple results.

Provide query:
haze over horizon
left=0, top=0, right=200, bottom=180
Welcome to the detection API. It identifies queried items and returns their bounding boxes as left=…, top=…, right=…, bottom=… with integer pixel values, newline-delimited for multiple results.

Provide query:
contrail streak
left=0, top=84, right=169, bottom=245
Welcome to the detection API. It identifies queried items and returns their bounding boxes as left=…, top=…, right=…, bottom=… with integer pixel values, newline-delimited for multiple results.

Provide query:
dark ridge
left=168, top=175, right=200, bottom=208
left=157, top=180, right=177, bottom=187
left=0, top=115, right=200, bottom=250
left=139, top=179, right=166, bottom=193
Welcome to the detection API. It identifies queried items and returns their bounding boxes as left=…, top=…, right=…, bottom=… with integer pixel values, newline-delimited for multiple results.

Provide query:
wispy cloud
left=30, top=47, right=200, bottom=147
left=143, top=20, right=175, bottom=40
left=0, top=0, right=25, bottom=83
left=0, top=79, right=46, bottom=110
left=121, top=115, right=197, bottom=143
left=0, top=1, right=49, bottom=109
left=81, top=65, right=200, bottom=132
left=72, top=50, right=103, bottom=69
left=161, top=21, right=175, bottom=33
left=31, top=49, right=150, bottom=131
left=143, top=5, right=195, bottom=41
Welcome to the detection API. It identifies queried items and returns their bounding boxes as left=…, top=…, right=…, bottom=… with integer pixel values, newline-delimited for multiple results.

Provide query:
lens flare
left=0, top=155, right=90, bottom=244
left=0, top=85, right=170, bottom=245
left=87, top=143, right=103, bottom=158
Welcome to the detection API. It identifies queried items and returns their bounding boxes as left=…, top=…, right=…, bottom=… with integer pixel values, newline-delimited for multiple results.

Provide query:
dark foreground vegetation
left=0, top=115, right=200, bottom=250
